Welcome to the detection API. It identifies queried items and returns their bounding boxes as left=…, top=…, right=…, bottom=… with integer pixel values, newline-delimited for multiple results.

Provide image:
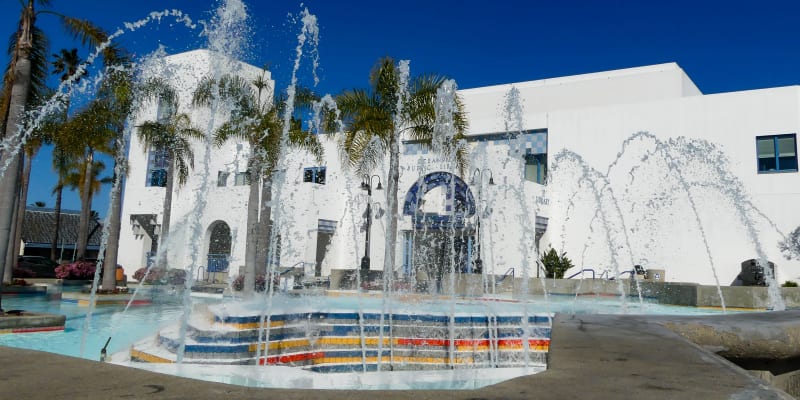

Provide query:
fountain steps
left=129, top=302, right=552, bottom=372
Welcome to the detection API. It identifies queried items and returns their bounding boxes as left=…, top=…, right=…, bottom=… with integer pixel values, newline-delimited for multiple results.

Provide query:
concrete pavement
left=0, top=311, right=794, bottom=399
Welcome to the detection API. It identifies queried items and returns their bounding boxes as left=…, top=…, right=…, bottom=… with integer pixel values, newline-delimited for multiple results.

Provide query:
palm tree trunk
left=3, top=160, right=23, bottom=283
left=13, top=152, right=32, bottom=254
left=243, top=161, right=260, bottom=296
left=4, top=189, right=20, bottom=283
left=256, top=177, right=272, bottom=276
left=383, top=134, right=400, bottom=279
left=158, top=155, right=175, bottom=269
left=0, top=2, right=34, bottom=287
left=101, top=171, right=123, bottom=291
left=50, top=179, right=63, bottom=261
left=76, top=150, right=93, bottom=259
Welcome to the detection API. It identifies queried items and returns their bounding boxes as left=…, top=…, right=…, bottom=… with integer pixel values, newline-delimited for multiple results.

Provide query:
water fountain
left=2, top=1, right=798, bottom=397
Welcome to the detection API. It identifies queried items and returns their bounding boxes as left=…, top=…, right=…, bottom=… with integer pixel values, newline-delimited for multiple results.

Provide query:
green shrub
left=539, top=247, right=574, bottom=279
left=782, top=280, right=798, bottom=287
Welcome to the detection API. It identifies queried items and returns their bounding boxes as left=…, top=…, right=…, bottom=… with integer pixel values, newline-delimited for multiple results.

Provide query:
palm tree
left=137, top=77, right=204, bottom=269
left=192, top=70, right=323, bottom=295
left=83, top=56, right=134, bottom=291
left=56, top=99, right=115, bottom=260
left=0, top=0, right=118, bottom=287
left=49, top=146, right=74, bottom=261
left=47, top=48, right=86, bottom=261
left=7, top=94, right=58, bottom=273
left=334, top=57, right=468, bottom=277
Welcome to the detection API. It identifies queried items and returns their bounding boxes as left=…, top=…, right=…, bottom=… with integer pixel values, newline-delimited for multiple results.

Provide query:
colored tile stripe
left=191, top=324, right=551, bottom=344
left=254, top=339, right=549, bottom=366
left=0, top=325, right=64, bottom=334
left=130, top=349, right=174, bottom=363
left=258, top=354, right=476, bottom=366
left=218, top=311, right=551, bottom=325
left=61, top=299, right=151, bottom=306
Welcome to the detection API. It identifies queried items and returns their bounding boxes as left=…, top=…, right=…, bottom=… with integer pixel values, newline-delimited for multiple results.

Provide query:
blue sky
left=3, top=0, right=800, bottom=217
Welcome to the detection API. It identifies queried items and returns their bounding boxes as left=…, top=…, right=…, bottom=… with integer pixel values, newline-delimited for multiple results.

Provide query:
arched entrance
left=205, top=220, right=231, bottom=282
left=401, top=172, right=477, bottom=288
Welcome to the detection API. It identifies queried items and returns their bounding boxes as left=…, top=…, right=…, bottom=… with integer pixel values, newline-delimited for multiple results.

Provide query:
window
left=217, top=171, right=229, bottom=187
left=757, top=134, right=797, bottom=173
left=149, top=169, right=167, bottom=187
left=524, top=153, right=547, bottom=184
left=145, top=148, right=169, bottom=187
left=234, top=172, right=251, bottom=186
left=303, top=167, right=326, bottom=185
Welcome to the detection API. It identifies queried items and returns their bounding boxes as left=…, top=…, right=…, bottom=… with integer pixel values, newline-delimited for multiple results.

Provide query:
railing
left=612, top=270, right=635, bottom=280
left=566, top=268, right=596, bottom=280
left=496, top=267, right=515, bottom=283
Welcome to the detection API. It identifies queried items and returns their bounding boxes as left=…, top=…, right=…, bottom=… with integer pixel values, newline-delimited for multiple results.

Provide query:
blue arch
left=403, top=172, right=475, bottom=229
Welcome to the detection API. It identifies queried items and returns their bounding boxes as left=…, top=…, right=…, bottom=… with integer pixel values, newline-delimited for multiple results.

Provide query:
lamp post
left=360, top=175, right=383, bottom=273
left=470, top=169, right=494, bottom=277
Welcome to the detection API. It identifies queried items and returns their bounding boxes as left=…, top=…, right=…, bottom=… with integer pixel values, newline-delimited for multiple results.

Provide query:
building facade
left=119, top=52, right=800, bottom=286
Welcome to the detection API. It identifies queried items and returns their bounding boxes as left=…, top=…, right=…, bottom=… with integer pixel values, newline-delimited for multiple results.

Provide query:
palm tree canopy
left=192, top=71, right=323, bottom=176
left=64, top=158, right=111, bottom=198
left=335, top=57, right=469, bottom=176
left=51, top=48, right=84, bottom=82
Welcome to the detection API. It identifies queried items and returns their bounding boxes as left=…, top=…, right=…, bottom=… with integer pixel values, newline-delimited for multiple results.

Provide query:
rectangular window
left=303, top=167, right=326, bottom=184
left=149, top=169, right=167, bottom=187
left=234, top=172, right=251, bottom=186
left=217, top=171, right=229, bottom=187
left=524, top=154, right=547, bottom=184
left=145, top=147, right=169, bottom=187
left=757, top=134, right=797, bottom=173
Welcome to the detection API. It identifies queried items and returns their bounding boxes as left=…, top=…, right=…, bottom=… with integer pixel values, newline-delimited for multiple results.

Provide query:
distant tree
left=49, top=48, right=87, bottom=261
left=33, top=201, right=45, bottom=207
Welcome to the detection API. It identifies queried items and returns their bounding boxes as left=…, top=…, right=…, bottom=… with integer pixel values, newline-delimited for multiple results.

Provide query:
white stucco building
left=119, top=51, right=800, bottom=287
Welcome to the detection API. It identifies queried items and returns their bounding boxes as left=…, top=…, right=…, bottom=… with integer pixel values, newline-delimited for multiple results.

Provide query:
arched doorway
left=205, top=220, right=231, bottom=282
left=401, top=172, right=477, bottom=289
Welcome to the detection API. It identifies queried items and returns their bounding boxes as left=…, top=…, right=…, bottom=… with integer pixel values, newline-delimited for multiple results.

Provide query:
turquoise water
left=0, top=290, right=734, bottom=362
left=0, top=293, right=185, bottom=360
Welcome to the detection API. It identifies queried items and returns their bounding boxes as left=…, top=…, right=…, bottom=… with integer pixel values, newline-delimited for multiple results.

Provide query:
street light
left=360, top=175, right=383, bottom=272
left=470, top=169, right=494, bottom=275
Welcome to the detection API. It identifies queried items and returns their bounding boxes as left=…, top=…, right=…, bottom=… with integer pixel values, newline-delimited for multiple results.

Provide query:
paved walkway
left=1, top=312, right=794, bottom=399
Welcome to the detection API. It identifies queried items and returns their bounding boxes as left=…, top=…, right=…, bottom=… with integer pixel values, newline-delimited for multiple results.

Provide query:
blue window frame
left=524, top=153, right=547, bottom=184
left=303, top=167, right=326, bottom=184
left=145, top=148, right=169, bottom=187
left=757, top=134, right=797, bottom=173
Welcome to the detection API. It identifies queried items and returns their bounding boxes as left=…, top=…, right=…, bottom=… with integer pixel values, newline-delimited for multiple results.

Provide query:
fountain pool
left=0, top=289, right=740, bottom=390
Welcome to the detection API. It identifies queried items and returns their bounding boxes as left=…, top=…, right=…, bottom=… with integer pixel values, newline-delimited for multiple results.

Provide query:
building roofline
left=458, top=62, right=686, bottom=94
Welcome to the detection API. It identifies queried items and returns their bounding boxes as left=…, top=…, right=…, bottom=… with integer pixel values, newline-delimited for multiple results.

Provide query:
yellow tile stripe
left=317, top=337, right=392, bottom=346
left=130, top=349, right=174, bottom=363
left=222, top=320, right=285, bottom=330
left=248, top=337, right=549, bottom=352
left=249, top=339, right=311, bottom=352
left=311, top=356, right=474, bottom=365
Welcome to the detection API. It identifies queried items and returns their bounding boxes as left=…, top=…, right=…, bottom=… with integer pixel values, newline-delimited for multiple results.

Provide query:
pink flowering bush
left=55, top=261, right=96, bottom=280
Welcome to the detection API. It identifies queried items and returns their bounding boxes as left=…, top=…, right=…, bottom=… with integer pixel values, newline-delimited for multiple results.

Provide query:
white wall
left=545, top=86, right=800, bottom=285
left=119, top=50, right=268, bottom=275
left=120, top=55, right=800, bottom=287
